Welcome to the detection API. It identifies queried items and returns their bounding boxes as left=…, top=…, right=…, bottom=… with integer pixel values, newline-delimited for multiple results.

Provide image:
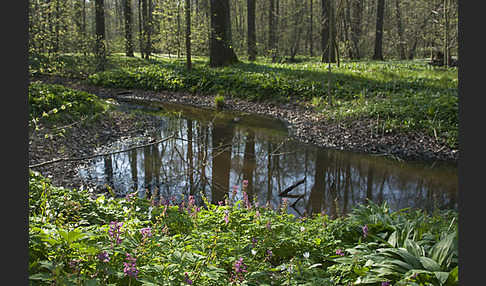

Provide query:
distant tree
left=209, top=0, right=238, bottom=67
left=372, top=0, right=385, bottom=60
left=124, top=0, right=134, bottom=57
left=185, top=0, right=192, bottom=69
left=321, top=0, right=336, bottom=63
left=95, top=0, right=106, bottom=71
left=350, top=0, right=362, bottom=59
left=247, top=0, right=257, bottom=61
left=268, top=0, right=276, bottom=60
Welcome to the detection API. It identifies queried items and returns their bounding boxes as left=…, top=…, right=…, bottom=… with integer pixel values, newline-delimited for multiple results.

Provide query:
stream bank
left=32, top=75, right=458, bottom=164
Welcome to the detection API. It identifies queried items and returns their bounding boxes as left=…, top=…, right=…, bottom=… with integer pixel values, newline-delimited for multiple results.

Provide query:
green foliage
left=85, top=56, right=458, bottom=148
left=214, top=95, right=225, bottom=110
left=28, top=81, right=107, bottom=123
left=29, top=171, right=458, bottom=285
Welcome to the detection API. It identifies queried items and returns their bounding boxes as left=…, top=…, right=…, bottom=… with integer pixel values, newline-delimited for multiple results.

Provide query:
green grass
left=29, top=170, right=458, bottom=285
left=30, top=53, right=459, bottom=148
left=28, top=81, right=108, bottom=124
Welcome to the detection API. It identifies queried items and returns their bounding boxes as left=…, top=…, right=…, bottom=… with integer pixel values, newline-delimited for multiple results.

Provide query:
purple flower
left=109, top=221, right=124, bottom=245
left=218, top=201, right=224, bottom=206
left=242, top=180, right=249, bottom=189
left=381, top=282, right=391, bottom=286
left=234, top=258, right=247, bottom=274
left=123, top=253, right=138, bottom=278
left=251, top=237, right=258, bottom=246
left=243, top=191, right=251, bottom=209
left=224, top=210, right=229, bottom=224
left=97, top=251, right=110, bottom=263
left=125, top=193, right=135, bottom=202
left=184, top=272, right=193, bottom=285
left=335, top=249, right=345, bottom=256
left=140, top=227, right=152, bottom=240
left=362, top=224, right=369, bottom=238
left=266, top=249, right=273, bottom=258
left=188, top=196, right=195, bottom=208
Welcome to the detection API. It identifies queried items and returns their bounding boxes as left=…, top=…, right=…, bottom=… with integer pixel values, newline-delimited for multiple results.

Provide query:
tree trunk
left=138, top=0, right=144, bottom=58
left=321, top=0, right=335, bottom=63
left=310, top=0, right=314, bottom=56
left=141, top=0, right=148, bottom=59
left=268, top=0, right=276, bottom=60
left=394, top=0, right=406, bottom=60
left=146, top=0, right=153, bottom=58
left=372, top=0, right=385, bottom=60
left=247, top=0, right=257, bottom=61
left=124, top=0, right=135, bottom=57
left=186, top=0, right=192, bottom=69
left=209, top=0, right=238, bottom=67
left=350, top=0, right=362, bottom=59
left=95, top=0, right=106, bottom=71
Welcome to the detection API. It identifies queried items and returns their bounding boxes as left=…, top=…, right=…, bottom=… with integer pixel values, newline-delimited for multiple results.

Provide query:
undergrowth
left=29, top=171, right=458, bottom=285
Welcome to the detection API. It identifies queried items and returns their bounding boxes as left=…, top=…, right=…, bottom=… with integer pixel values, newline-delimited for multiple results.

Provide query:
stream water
left=78, top=100, right=458, bottom=217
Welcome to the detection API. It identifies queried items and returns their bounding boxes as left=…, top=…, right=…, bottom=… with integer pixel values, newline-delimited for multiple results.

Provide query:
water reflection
left=78, top=102, right=458, bottom=217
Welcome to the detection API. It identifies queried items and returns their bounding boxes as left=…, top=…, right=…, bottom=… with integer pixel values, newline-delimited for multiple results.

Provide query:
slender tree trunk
left=95, top=0, right=106, bottom=71
left=268, top=0, right=276, bottom=60
left=350, top=0, right=362, bottom=59
left=124, top=0, right=135, bottom=57
left=209, top=0, right=238, bottom=67
left=141, top=0, right=148, bottom=59
left=444, top=0, right=450, bottom=67
left=394, top=0, right=406, bottom=60
left=138, top=0, right=144, bottom=58
left=186, top=0, right=192, bottom=69
left=247, top=0, right=257, bottom=61
left=146, top=0, right=153, bottom=58
left=310, top=0, right=314, bottom=56
left=372, top=0, right=385, bottom=60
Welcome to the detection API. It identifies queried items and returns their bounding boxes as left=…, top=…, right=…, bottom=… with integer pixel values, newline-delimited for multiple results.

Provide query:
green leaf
left=29, top=273, right=52, bottom=281
left=430, top=232, right=456, bottom=268
left=419, top=256, right=441, bottom=272
left=445, top=266, right=458, bottom=286
left=434, top=271, right=450, bottom=285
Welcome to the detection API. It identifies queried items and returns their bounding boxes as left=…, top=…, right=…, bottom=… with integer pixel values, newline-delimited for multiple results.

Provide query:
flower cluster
left=108, top=221, right=124, bottom=245
left=362, top=224, right=369, bottom=238
left=184, top=272, right=193, bottom=285
left=97, top=251, right=110, bottom=263
left=335, top=249, right=345, bottom=256
left=234, top=257, right=247, bottom=274
left=123, top=253, right=139, bottom=278
left=140, top=227, right=152, bottom=240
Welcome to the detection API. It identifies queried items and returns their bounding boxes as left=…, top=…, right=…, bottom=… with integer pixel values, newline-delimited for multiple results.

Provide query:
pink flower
left=335, top=249, right=345, bottom=256
left=224, top=210, right=229, bottom=224
left=242, top=180, right=249, bottom=189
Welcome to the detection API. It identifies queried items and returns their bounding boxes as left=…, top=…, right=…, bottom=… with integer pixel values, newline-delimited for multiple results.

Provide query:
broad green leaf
left=419, top=256, right=441, bottom=272
left=434, top=271, right=450, bottom=285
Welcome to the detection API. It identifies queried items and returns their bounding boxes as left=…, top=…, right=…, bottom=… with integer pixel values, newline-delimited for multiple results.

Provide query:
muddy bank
left=28, top=107, right=164, bottom=189
left=32, top=75, right=458, bottom=164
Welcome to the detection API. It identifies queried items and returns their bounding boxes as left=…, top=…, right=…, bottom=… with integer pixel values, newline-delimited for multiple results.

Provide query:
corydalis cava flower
left=108, top=221, right=123, bottom=245
left=123, top=253, right=138, bottom=278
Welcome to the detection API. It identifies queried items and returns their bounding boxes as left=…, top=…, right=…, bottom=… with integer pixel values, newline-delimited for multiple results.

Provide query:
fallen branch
left=29, top=134, right=175, bottom=169
left=278, top=177, right=306, bottom=197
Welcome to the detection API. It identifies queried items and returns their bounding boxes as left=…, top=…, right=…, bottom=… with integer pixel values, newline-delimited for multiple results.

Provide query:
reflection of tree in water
left=80, top=108, right=457, bottom=216
left=211, top=123, right=234, bottom=204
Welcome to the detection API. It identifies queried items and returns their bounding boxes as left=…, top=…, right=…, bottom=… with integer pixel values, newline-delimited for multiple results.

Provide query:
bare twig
left=29, top=134, right=176, bottom=169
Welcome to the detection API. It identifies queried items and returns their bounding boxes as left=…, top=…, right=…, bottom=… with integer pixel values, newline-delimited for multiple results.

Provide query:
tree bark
left=372, top=0, right=385, bottom=60
left=95, top=0, right=106, bottom=71
left=124, top=0, right=135, bottom=57
left=209, top=0, right=238, bottom=67
left=350, top=0, right=362, bottom=59
left=186, top=0, right=192, bottom=69
left=268, top=0, right=276, bottom=60
left=309, top=0, right=314, bottom=56
left=394, top=0, right=406, bottom=60
left=247, top=0, right=257, bottom=61
left=321, top=0, right=335, bottom=63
